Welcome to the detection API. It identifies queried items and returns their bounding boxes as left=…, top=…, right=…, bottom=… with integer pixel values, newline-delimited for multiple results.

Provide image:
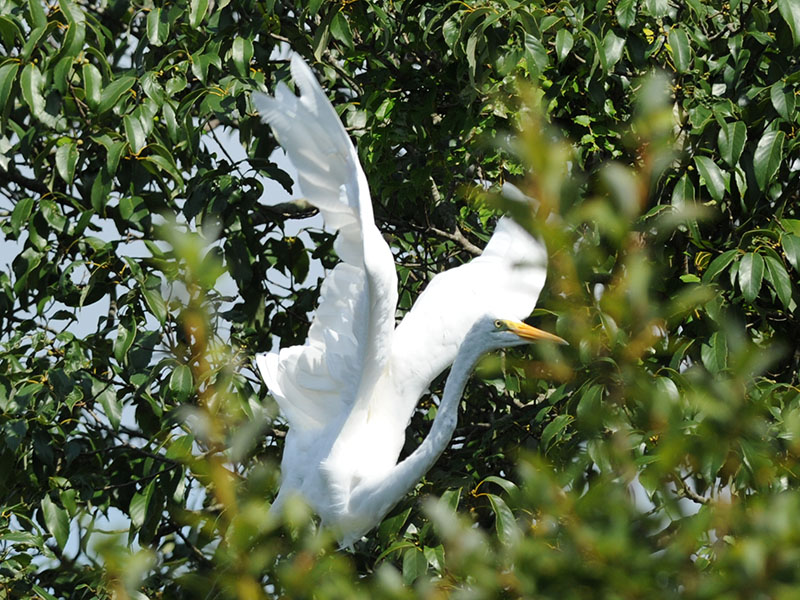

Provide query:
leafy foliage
left=1, top=0, right=799, bottom=598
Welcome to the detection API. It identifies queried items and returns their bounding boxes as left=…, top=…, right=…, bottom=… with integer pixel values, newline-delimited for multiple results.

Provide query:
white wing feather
left=386, top=217, right=548, bottom=420
left=254, top=54, right=397, bottom=433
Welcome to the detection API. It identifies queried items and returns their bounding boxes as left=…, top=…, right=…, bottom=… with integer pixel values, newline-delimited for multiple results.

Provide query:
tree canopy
left=1, top=0, right=800, bottom=597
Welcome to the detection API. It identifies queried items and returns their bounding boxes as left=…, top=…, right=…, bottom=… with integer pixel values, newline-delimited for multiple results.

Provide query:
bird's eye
left=494, top=320, right=503, bottom=329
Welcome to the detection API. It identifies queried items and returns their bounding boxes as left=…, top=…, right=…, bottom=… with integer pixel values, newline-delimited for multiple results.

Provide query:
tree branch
left=428, top=226, right=483, bottom=256
left=0, top=166, right=49, bottom=196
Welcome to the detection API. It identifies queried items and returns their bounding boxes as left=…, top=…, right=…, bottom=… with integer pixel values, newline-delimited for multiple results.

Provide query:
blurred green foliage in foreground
left=1, top=0, right=800, bottom=597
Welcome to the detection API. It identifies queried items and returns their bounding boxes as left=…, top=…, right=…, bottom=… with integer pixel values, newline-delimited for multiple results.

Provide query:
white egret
left=253, top=54, right=563, bottom=547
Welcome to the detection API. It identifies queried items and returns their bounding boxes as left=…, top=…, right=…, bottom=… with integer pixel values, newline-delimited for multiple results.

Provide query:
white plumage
left=254, top=54, right=561, bottom=547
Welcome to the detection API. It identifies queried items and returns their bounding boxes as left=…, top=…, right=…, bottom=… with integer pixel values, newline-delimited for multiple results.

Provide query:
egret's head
left=473, top=316, right=567, bottom=352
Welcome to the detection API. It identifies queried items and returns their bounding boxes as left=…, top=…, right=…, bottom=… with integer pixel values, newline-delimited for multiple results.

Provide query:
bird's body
left=253, top=54, right=561, bottom=546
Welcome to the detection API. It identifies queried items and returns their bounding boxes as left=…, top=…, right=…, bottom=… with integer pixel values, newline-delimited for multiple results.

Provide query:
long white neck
left=346, top=339, right=484, bottom=521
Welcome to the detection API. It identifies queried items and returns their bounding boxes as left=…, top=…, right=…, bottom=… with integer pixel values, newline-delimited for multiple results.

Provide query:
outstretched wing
left=387, top=217, right=548, bottom=416
left=254, top=54, right=397, bottom=432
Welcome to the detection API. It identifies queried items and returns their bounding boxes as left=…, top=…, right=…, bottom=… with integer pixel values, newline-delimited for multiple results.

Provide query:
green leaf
left=601, top=31, right=625, bottom=71
left=170, top=364, right=193, bottom=401
left=442, top=15, right=460, bottom=48
left=668, top=26, right=691, bottom=73
left=28, top=0, right=47, bottom=28
left=113, top=316, right=136, bottom=363
left=615, top=0, right=637, bottom=29
left=770, top=83, right=796, bottom=121
left=486, top=493, right=518, bottom=545
left=753, top=129, right=785, bottom=192
left=330, top=11, right=354, bottom=49
left=32, top=586, right=58, bottom=600
left=643, top=0, right=669, bottom=17
left=165, top=434, right=194, bottom=460
left=717, top=121, right=747, bottom=167
left=97, top=75, right=135, bottom=114
left=92, top=378, right=121, bottom=430
left=146, top=8, right=169, bottom=46
left=701, top=331, right=728, bottom=373
left=58, top=0, right=86, bottom=59
left=231, top=36, right=254, bottom=77
left=440, top=487, right=461, bottom=512
left=764, top=255, right=792, bottom=308
left=82, top=63, right=102, bottom=109
left=55, top=141, right=79, bottom=184
left=40, top=495, right=69, bottom=550
left=576, top=384, right=603, bottom=428
left=130, top=481, right=155, bottom=529
left=402, top=547, right=427, bottom=585
left=190, top=0, right=209, bottom=27
left=778, top=0, right=800, bottom=46
left=703, top=249, right=739, bottom=283
left=782, top=234, right=800, bottom=272
left=40, top=198, right=67, bottom=231
left=671, top=173, right=695, bottom=206
left=11, top=197, right=34, bottom=236
left=466, top=32, right=479, bottom=76
left=142, top=285, right=167, bottom=324
left=694, top=156, right=728, bottom=201
left=555, top=29, right=573, bottom=62
left=541, top=414, right=572, bottom=450
left=739, top=252, right=764, bottom=303
left=0, top=62, right=20, bottom=114
left=124, top=114, right=146, bottom=154
left=20, top=63, right=63, bottom=129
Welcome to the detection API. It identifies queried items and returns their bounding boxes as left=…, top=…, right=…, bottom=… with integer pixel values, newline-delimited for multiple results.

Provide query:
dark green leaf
left=764, top=255, right=792, bottom=308
left=190, top=0, right=209, bottom=27
left=113, top=316, right=136, bottom=363
left=601, top=31, right=625, bottom=71
left=694, top=156, right=728, bottom=201
left=739, top=252, right=764, bottom=303
left=643, top=0, right=669, bottom=17
left=142, top=285, right=167, bottom=324
left=146, top=8, right=168, bottom=46
left=124, top=114, right=146, bottom=154
left=170, top=364, right=193, bottom=401
left=11, top=197, right=34, bottom=236
left=330, top=11, right=353, bottom=49
left=668, top=27, right=691, bottom=73
left=40, top=495, right=69, bottom=550
left=55, top=141, right=79, bottom=184
left=130, top=481, right=155, bottom=529
left=541, top=414, right=572, bottom=450
left=753, top=129, right=785, bottom=191
left=232, top=37, right=254, bottom=77
left=402, top=547, right=427, bottom=585
left=770, top=83, right=796, bottom=121
left=717, top=121, right=747, bottom=167
left=0, top=61, right=20, bottom=114
left=82, top=63, right=102, bottom=109
left=671, top=173, right=695, bottom=206
left=703, top=249, right=739, bottom=283
left=778, top=0, right=800, bottom=46
left=555, top=29, right=573, bottom=62
left=97, top=75, right=135, bottom=114
left=782, top=234, right=800, bottom=272
left=486, top=493, right=518, bottom=545
left=615, top=0, right=637, bottom=29
left=701, top=332, right=728, bottom=373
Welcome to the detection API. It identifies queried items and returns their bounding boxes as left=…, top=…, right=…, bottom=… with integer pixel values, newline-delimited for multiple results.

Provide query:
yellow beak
left=505, top=320, right=567, bottom=345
